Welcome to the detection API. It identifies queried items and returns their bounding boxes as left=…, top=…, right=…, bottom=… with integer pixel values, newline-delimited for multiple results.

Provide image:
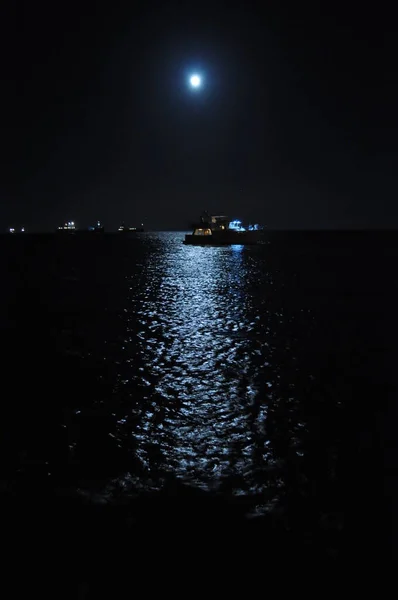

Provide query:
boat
left=57, top=221, right=105, bottom=235
left=184, top=212, right=264, bottom=245
left=8, top=227, right=25, bottom=234
left=56, top=221, right=76, bottom=234
left=76, top=221, right=105, bottom=234
left=118, top=223, right=144, bottom=233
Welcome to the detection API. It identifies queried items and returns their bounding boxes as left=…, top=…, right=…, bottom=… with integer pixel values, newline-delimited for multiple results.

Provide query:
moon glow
left=190, top=74, right=201, bottom=88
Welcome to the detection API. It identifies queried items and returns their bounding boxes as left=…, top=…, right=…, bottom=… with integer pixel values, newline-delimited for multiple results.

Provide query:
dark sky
left=0, top=1, right=396, bottom=230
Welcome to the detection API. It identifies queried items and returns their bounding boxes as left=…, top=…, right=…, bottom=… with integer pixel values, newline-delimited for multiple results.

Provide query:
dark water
left=1, top=231, right=398, bottom=568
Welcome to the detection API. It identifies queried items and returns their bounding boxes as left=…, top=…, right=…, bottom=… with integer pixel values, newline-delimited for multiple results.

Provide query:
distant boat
left=118, top=223, right=144, bottom=233
left=8, top=227, right=25, bottom=234
left=76, top=221, right=105, bottom=234
left=184, top=211, right=264, bottom=245
left=57, top=221, right=76, bottom=233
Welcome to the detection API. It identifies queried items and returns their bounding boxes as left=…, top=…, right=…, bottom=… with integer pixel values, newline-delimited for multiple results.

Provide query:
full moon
left=190, top=74, right=201, bottom=88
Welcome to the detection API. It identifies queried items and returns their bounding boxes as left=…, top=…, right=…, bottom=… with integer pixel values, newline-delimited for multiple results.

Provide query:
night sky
left=0, top=2, right=396, bottom=231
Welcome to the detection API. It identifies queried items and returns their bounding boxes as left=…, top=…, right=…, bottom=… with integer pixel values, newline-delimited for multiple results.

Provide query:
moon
left=189, top=74, right=201, bottom=88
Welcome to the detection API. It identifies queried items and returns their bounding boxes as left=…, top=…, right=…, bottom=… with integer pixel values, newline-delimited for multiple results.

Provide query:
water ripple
left=102, top=233, right=307, bottom=502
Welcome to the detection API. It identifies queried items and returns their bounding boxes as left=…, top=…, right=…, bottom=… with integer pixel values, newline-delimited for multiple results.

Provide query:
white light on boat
left=229, top=220, right=245, bottom=232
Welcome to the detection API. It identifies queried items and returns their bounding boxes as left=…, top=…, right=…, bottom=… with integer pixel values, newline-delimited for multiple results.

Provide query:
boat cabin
left=193, top=228, right=212, bottom=236
left=200, top=211, right=229, bottom=231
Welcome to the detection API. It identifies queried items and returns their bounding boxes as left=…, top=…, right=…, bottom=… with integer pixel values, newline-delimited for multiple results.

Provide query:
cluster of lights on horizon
left=6, top=220, right=145, bottom=233
left=118, top=223, right=144, bottom=232
left=58, top=221, right=75, bottom=230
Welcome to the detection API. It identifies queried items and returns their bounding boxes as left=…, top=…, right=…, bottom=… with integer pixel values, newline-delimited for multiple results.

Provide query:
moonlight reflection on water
left=106, top=233, right=308, bottom=508
left=1, top=231, right=394, bottom=556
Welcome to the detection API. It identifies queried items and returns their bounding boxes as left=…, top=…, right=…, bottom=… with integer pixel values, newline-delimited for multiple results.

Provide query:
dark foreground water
left=1, top=231, right=398, bottom=578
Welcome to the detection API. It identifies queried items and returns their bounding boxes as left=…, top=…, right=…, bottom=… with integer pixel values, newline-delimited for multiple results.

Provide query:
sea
left=1, top=231, right=398, bottom=577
